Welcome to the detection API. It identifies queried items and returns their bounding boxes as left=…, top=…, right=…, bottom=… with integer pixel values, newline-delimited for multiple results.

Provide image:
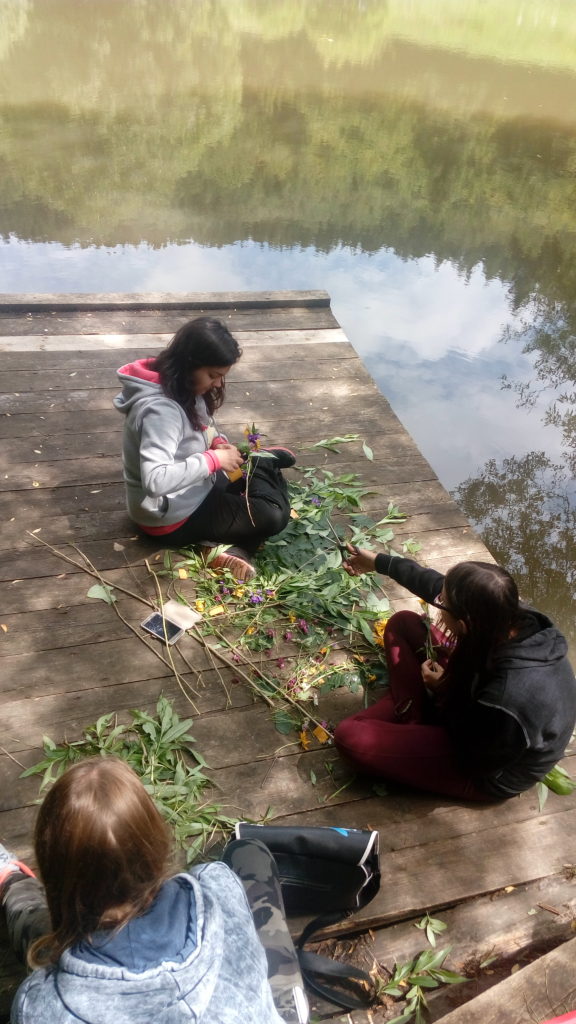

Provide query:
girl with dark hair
left=114, top=317, right=294, bottom=580
left=0, top=758, right=308, bottom=1024
left=334, top=549, right=576, bottom=801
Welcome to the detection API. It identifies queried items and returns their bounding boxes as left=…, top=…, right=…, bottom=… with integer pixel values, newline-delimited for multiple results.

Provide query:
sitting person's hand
left=421, top=659, right=445, bottom=688
left=214, top=445, right=245, bottom=472
left=343, top=544, right=377, bottom=576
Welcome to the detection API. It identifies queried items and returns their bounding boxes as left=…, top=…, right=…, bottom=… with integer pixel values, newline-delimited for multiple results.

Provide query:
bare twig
left=0, top=745, right=26, bottom=769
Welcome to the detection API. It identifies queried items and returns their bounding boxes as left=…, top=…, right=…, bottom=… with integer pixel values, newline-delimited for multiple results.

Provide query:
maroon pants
left=334, top=611, right=492, bottom=801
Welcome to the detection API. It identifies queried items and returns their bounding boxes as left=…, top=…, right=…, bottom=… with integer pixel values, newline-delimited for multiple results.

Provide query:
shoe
left=253, top=446, right=296, bottom=469
left=0, top=843, right=35, bottom=893
left=209, top=546, right=256, bottom=581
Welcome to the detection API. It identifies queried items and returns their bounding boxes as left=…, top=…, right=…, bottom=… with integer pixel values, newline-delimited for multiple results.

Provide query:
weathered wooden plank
left=0, top=536, right=156, bottom=583
left=0, top=290, right=331, bottom=312
left=0, top=417, right=415, bottom=469
left=267, top=801, right=576, bottom=934
left=0, top=329, right=349, bottom=361
left=0, top=666, right=258, bottom=754
left=370, top=873, right=576, bottom=981
left=435, top=933, right=576, bottom=1023
left=0, top=597, right=154, bottom=655
left=0, top=351, right=365, bottom=394
left=0, top=444, right=436, bottom=495
left=0, top=477, right=460, bottom=523
left=0, top=481, right=126, bottom=517
left=0, top=635, right=210, bottom=703
left=0, top=565, right=153, bottom=613
left=0, top=372, right=380, bottom=417
left=0, top=396, right=401, bottom=440
left=0, top=305, right=338, bottom=336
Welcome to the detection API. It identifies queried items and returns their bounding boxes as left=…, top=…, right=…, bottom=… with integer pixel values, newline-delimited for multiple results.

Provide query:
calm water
left=1, top=1, right=575, bottom=654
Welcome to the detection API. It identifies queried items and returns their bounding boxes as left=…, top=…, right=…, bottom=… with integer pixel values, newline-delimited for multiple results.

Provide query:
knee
left=262, top=503, right=290, bottom=536
left=384, top=609, right=425, bottom=646
left=333, top=717, right=360, bottom=757
left=387, top=610, right=423, bottom=632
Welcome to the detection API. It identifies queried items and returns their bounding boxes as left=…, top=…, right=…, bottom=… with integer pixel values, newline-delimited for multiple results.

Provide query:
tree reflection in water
left=502, top=300, right=576, bottom=477
left=454, top=453, right=576, bottom=651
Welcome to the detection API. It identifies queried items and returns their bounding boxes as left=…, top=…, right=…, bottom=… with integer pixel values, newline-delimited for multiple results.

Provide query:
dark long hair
left=442, top=561, right=521, bottom=705
left=29, top=758, right=173, bottom=967
left=154, top=316, right=242, bottom=429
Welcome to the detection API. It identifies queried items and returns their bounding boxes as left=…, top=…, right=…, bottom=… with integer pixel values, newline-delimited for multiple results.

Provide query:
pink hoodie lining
left=118, top=358, right=160, bottom=382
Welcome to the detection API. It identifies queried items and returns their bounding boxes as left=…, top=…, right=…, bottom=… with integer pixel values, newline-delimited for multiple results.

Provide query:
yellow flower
left=208, top=604, right=225, bottom=617
left=195, top=599, right=205, bottom=612
left=368, top=674, right=377, bottom=682
left=246, top=626, right=256, bottom=635
left=374, top=619, right=387, bottom=638
left=288, top=613, right=297, bottom=623
left=233, top=587, right=245, bottom=598
left=375, top=636, right=385, bottom=647
left=312, top=725, right=330, bottom=744
left=319, top=647, right=328, bottom=655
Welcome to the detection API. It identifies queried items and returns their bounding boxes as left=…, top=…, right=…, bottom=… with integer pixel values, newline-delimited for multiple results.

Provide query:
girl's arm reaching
left=344, top=546, right=444, bottom=604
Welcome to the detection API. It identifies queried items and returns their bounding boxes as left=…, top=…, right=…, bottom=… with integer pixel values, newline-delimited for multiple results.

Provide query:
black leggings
left=161, top=463, right=291, bottom=554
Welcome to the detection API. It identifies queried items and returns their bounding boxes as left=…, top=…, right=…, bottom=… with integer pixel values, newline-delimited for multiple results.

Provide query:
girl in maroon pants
left=334, top=549, right=576, bottom=802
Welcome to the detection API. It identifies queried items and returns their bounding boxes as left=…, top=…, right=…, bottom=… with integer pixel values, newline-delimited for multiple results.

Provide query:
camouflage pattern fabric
left=1, top=874, right=51, bottom=963
left=223, top=838, right=309, bottom=1024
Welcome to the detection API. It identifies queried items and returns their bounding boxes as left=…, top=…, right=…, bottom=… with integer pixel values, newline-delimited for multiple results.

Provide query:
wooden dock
left=1, top=292, right=575, bottom=1023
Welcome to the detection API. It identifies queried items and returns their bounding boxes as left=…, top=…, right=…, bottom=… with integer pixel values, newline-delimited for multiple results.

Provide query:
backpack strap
left=296, top=911, right=378, bottom=1011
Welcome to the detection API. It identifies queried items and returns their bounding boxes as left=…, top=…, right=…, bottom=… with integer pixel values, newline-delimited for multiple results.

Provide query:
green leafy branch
left=378, top=946, right=467, bottom=1024
left=21, top=697, right=237, bottom=863
left=303, top=433, right=374, bottom=460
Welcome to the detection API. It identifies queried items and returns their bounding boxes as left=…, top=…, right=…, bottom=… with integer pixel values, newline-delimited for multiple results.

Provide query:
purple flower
left=298, top=618, right=309, bottom=635
left=310, top=496, right=321, bottom=506
left=287, top=678, right=297, bottom=691
left=249, top=593, right=264, bottom=604
left=284, top=630, right=294, bottom=642
left=277, top=657, right=286, bottom=669
left=248, top=433, right=260, bottom=444
left=231, top=653, right=241, bottom=663
left=266, top=628, right=274, bottom=638
left=265, top=588, right=275, bottom=597
left=219, top=584, right=231, bottom=595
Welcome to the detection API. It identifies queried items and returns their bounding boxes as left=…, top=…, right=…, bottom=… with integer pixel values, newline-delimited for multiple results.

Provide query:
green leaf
left=542, top=764, right=576, bottom=795
left=357, top=616, right=376, bottom=644
left=362, top=441, right=374, bottom=461
left=386, top=1012, right=415, bottom=1024
left=407, top=975, right=439, bottom=989
left=310, top=769, right=317, bottom=786
left=431, top=968, right=467, bottom=984
left=273, top=709, right=297, bottom=735
left=86, top=583, right=117, bottom=605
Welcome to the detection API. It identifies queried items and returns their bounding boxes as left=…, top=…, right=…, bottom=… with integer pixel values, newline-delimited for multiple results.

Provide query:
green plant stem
left=202, top=626, right=334, bottom=736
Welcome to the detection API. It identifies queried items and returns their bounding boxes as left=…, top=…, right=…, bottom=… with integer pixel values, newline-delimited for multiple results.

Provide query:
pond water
left=1, top=0, right=574, bottom=656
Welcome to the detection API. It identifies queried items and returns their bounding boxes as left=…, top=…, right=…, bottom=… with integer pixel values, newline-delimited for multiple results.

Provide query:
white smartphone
left=141, top=612, right=184, bottom=645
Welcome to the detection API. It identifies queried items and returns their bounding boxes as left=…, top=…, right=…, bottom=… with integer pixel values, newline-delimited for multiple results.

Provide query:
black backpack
left=234, top=823, right=381, bottom=1011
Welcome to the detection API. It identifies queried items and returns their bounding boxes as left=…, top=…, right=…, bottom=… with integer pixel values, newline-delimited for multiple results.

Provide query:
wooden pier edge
left=1, top=290, right=575, bottom=1023
left=0, top=290, right=331, bottom=313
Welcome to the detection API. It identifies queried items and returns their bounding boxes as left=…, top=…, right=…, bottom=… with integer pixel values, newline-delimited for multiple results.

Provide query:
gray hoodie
left=11, top=864, right=284, bottom=1024
left=114, top=359, right=225, bottom=528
